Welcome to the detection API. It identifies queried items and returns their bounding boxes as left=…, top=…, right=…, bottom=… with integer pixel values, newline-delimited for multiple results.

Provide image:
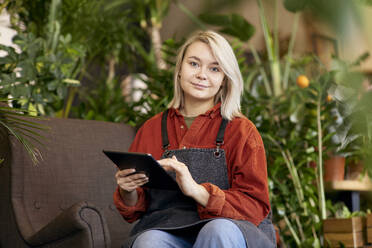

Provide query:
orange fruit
left=296, top=75, right=309, bottom=88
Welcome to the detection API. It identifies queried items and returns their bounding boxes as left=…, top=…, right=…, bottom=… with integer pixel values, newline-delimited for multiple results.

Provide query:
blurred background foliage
left=1, top=0, right=372, bottom=247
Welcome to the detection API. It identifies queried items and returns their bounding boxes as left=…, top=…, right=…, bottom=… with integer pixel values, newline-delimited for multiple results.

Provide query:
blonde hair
left=168, top=30, right=244, bottom=120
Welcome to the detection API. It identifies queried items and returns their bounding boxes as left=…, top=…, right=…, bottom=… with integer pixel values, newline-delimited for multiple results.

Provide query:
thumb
left=172, top=155, right=178, bottom=161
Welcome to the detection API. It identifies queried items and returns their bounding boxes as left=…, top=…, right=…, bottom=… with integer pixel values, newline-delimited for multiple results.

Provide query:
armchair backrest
left=0, top=117, right=136, bottom=247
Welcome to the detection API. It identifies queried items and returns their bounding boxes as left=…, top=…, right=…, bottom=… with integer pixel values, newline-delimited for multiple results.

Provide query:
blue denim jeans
left=132, top=219, right=246, bottom=248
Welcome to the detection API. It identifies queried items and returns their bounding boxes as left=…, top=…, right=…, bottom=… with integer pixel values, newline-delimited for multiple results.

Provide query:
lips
left=190, top=82, right=209, bottom=89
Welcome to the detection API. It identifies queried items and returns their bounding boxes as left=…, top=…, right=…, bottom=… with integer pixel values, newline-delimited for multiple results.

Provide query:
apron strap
left=214, top=118, right=228, bottom=157
left=161, top=109, right=229, bottom=151
left=216, top=118, right=228, bottom=146
left=161, top=109, right=170, bottom=150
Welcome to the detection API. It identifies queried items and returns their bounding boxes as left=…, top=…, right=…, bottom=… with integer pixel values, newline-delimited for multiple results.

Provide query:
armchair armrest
left=27, top=201, right=111, bottom=248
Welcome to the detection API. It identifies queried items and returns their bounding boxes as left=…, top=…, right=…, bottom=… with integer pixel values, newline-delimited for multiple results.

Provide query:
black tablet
left=103, top=150, right=179, bottom=190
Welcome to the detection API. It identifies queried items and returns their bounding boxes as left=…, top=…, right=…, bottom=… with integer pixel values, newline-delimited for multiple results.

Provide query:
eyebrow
left=187, top=56, right=219, bottom=65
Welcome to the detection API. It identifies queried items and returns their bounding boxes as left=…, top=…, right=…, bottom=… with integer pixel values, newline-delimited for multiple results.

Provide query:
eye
left=189, top=61, right=198, bottom=67
left=210, top=67, right=220, bottom=72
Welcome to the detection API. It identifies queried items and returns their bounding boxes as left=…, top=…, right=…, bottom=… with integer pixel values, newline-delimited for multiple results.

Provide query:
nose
left=196, top=67, right=207, bottom=80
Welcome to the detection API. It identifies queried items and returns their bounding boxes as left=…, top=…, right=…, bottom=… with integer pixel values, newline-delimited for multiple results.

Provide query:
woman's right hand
left=115, top=169, right=149, bottom=193
left=115, top=169, right=148, bottom=206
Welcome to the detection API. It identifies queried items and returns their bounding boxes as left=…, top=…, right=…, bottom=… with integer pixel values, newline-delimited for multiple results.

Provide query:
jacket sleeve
left=113, top=126, right=150, bottom=223
left=196, top=123, right=271, bottom=226
left=113, top=187, right=148, bottom=223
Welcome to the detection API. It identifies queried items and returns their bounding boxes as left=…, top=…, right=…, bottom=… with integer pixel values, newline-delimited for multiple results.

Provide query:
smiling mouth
left=191, top=82, right=209, bottom=89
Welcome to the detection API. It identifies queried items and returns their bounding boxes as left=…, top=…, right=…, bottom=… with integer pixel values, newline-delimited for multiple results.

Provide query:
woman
left=114, top=30, right=276, bottom=248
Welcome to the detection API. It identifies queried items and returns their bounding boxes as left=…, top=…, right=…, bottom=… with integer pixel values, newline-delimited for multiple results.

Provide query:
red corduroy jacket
left=114, top=103, right=271, bottom=226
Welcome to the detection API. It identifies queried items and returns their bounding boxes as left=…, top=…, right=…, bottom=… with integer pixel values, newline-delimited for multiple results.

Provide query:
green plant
left=0, top=0, right=85, bottom=117
left=248, top=61, right=338, bottom=247
left=0, top=33, right=84, bottom=116
left=0, top=99, right=48, bottom=164
left=3, top=0, right=154, bottom=119
left=64, top=0, right=175, bottom=120
left=65, top=0, right=183, bottom=125
left=327, top=55, right=372, bottom=178
left=72, top=37, right=179, bottom=127
left=200, top=7, right=372, bottom=245
left=330, top=202, right=371, bottom=219
left=197, top=1, right=346, bottom=246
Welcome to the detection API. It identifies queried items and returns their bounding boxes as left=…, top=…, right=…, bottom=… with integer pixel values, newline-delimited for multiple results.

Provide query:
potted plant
left=324, top=203, right=369, bottom=248
left=327, top=58, right=372, bottom=182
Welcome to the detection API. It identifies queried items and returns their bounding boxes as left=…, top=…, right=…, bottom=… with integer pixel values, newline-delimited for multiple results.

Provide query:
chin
left=187, top=94, right=215, bottom=103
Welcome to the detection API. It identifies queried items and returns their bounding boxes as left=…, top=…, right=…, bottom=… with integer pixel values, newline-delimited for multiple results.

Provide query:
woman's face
left=179, top=41, right=225, bottom=107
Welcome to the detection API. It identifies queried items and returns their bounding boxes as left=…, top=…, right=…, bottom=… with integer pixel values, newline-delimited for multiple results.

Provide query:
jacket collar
left=169, top=102, right=222, bottom=119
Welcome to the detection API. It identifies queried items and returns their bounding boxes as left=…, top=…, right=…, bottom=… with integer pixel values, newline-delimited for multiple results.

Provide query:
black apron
left=123, top=110, right=276, bottom=248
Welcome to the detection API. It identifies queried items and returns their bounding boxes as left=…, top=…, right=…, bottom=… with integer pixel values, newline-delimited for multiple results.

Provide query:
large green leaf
left=351, top=52, right=370, bottom=66
left=199, top=13, right=255, bottom=42
left=198, top=13, right=230, bottom=26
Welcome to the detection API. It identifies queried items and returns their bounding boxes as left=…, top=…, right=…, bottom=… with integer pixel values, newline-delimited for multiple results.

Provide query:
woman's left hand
left=158, top=156, right=210, bottom=206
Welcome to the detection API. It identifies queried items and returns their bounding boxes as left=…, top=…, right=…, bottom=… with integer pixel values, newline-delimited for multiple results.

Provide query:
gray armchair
left=0, top=117, right=136, bottom=248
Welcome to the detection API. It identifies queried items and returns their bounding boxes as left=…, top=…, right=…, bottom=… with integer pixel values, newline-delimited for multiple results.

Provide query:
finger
left=135, top=178, right=149, bottom=186
left=116, top=168, right=136, bottom=178
left=170, top=159, right=186, bottom=170
left=119, top=174, right=148, bottom=186
left=131, top=175, right=149, bottom=183
left=118, top=177, right=148, bottom=191
left=157, top=158, right=172, bottom=165
left=158, top=158, right=188, bottom=175
left=158, top=158, right=179, bottom=167
left=167, top=157, right=185, bottom=168
left=123, top=179, right=147, bottom=189
left=162, top=162, right=186, bottom=175
left=128, top=173, right=147, bottom=180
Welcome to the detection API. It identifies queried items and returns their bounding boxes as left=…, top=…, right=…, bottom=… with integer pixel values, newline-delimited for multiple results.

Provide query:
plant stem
left=47, top=0, right=61, bottom=53
left=283, top=213, right=301, bottom=246
left=285, top=149, right=308, bottom=215
left=63, top=87, right=77, bottom=118
left=312, top=226, right=320, bottom=246
left=265, top=134, right=307, bottom=214
left=317, top=93, right=327, bottom=220
left=274, top=0, right=279, bottom=64
left=294, top=213, right=305, bottom=242
left=271, top=61, right=282, bottom=96
left=257, top=0, right=281, bottom=96
left=249, top=44, right=272, bottom=96
left=106, top=57, right=116, bottom=87
left=148, top=25, right=167, bottom=70
left=283, top=13, right=300, bottom=89
left=257, top=0, right=273, bottom=62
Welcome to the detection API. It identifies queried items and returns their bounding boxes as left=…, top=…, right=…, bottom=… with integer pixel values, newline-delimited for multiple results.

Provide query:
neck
left=182, top=98, right=215, bottom=117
